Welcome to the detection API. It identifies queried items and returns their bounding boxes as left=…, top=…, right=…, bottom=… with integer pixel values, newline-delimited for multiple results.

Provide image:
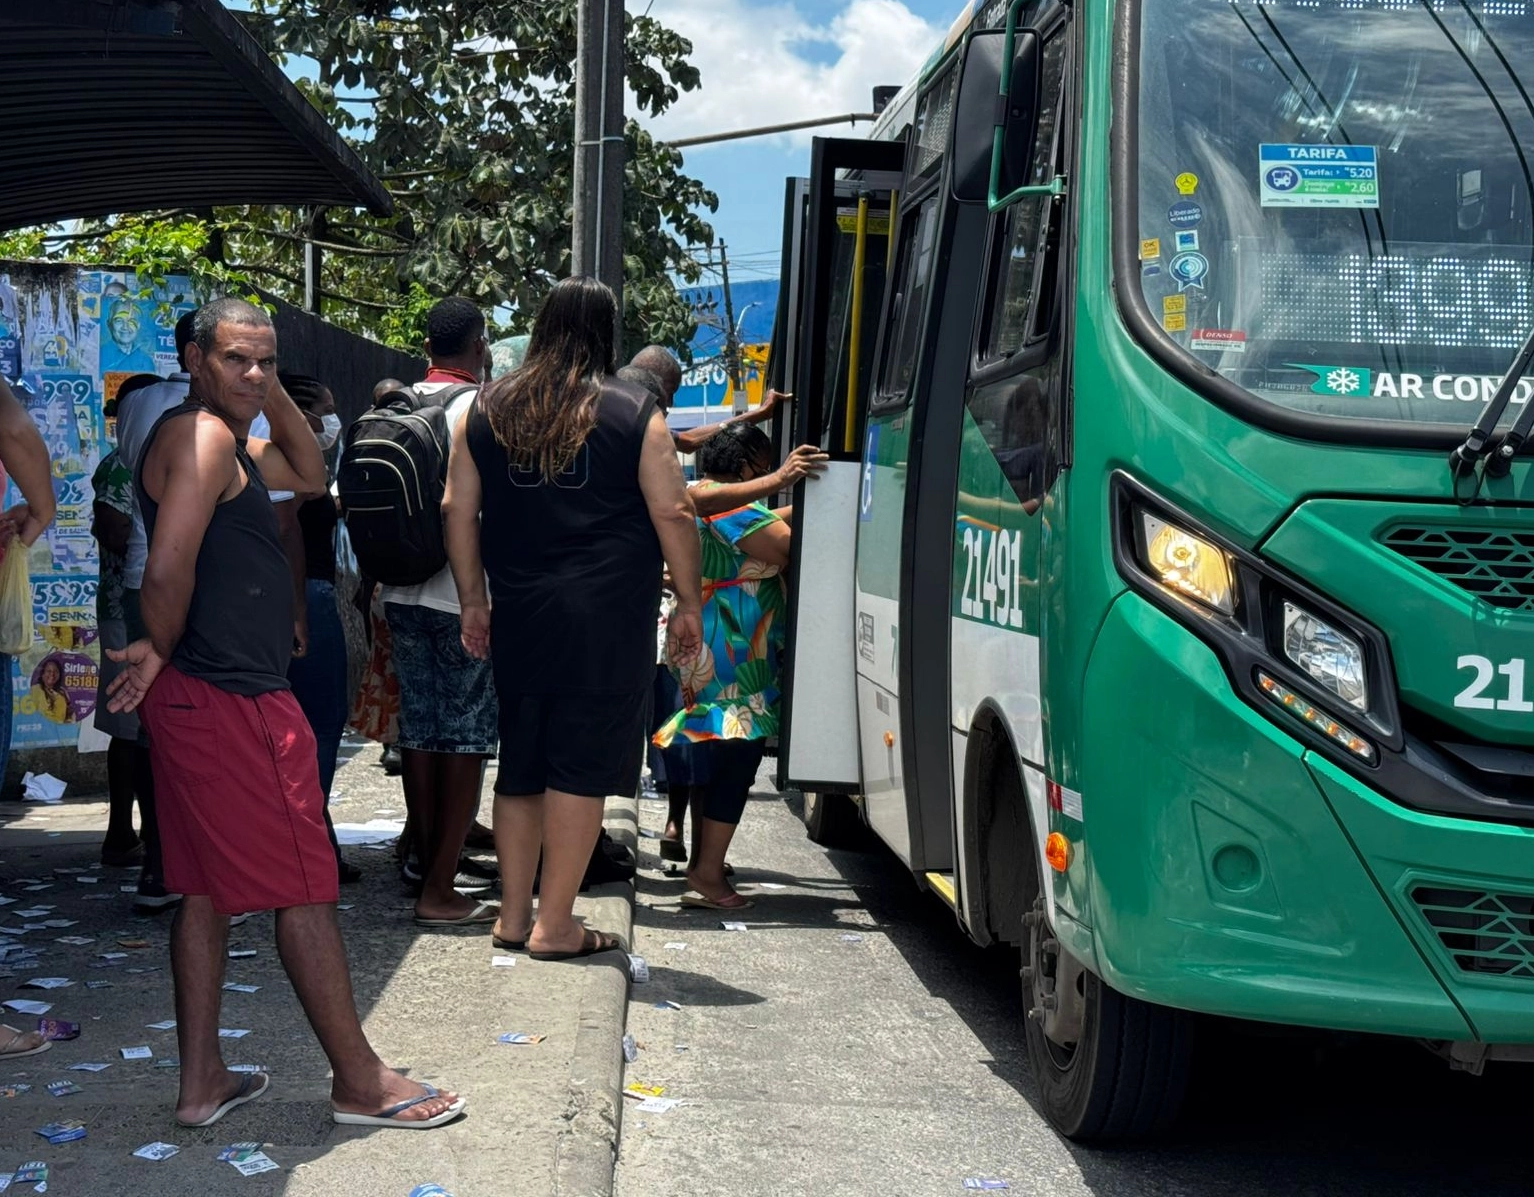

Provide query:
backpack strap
left=410, top=382, right=479, bottom=411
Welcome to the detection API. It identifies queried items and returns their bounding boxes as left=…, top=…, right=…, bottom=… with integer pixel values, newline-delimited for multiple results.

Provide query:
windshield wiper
left=1448, top=323, right=1534, bottom=489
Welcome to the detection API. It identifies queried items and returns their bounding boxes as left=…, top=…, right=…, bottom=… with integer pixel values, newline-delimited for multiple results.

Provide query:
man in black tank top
left=105, top=299, right=466, bottom=1132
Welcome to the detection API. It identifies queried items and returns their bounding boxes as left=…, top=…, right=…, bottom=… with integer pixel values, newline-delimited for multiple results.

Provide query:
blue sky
left=635, top=0, right=960, bottom=287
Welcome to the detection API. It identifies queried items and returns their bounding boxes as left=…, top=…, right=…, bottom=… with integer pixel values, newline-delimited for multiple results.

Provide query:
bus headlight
left=1281, top=601, right=1367, bottom=711
left=1137, top=510, right=1235, bottom=615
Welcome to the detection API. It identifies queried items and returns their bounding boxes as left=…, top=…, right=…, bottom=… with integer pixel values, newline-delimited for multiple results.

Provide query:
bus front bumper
left=1078, top=594, right=1534, bottom=1043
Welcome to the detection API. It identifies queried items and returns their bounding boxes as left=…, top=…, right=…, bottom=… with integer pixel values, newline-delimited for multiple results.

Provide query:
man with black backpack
left=338, top=297, right=499, bottom=928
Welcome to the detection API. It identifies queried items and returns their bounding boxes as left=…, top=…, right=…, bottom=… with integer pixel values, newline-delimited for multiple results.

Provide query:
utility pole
left=302, top=206, right=326, bottom=315
left=717, top=241, right=744, bottom=411
left=572, top=0, right=626, bottom=353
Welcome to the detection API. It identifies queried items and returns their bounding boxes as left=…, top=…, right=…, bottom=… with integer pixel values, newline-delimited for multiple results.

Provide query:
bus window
left=911, top=67, right=960, bottom=178
left=875, top=198, right=940, bottom=405
left=982, top=31, right=1069, bottom=361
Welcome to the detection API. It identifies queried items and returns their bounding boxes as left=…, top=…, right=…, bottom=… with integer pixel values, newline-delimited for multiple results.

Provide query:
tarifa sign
left=1289, top=363, right=1534, bottom=403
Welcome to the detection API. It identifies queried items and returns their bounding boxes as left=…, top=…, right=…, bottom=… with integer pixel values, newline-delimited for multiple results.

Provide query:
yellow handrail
left=845, top=193, right=870, bottom=454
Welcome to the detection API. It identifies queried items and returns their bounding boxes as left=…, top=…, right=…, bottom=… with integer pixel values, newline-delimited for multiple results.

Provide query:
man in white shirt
left=380, top=299, right=499, bottom=928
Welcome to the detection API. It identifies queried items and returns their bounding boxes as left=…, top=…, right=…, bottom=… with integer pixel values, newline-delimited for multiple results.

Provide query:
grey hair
left=192, top=297, right=273, bottom=352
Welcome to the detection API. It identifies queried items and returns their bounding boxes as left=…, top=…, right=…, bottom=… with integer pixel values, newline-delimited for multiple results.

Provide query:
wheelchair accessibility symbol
left=860, top=424, right=879, bottom=522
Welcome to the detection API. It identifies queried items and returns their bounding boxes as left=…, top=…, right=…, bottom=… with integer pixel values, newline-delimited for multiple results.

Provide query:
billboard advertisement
left=0, top=263, right=197, bottom=752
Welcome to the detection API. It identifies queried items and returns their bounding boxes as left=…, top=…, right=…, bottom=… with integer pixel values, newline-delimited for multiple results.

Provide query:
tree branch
left=230, top=263, right=404, bottom=312
left=224, top=224, right=403, bottom=259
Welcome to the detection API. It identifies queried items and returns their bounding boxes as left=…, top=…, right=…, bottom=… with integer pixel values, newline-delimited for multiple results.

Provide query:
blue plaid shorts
left=384, top=602, right=498, bottom=755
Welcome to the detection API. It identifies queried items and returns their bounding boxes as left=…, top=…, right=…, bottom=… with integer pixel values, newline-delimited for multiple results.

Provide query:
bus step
left=924, top=872, right=958, bottom=910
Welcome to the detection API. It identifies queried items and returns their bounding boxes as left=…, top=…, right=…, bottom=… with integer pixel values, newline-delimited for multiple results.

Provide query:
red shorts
left=142, top=666, right=339, bottom=915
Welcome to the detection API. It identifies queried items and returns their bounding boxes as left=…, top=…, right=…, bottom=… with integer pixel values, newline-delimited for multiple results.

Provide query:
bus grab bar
left=845, top=192, right=871, bottom=454
left=989, top=0, right=1068, bottom=212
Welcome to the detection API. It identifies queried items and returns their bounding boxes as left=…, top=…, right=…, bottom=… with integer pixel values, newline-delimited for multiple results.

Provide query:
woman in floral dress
left=654, top=425, right=791, bottom=910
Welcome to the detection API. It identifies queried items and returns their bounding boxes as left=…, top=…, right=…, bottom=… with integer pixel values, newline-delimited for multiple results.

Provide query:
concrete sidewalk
left=0, top=738, right=636, bottom=1197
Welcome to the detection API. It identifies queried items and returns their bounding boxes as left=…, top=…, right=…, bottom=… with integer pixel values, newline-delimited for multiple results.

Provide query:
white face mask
left=315, top=413, right=343, bottom=450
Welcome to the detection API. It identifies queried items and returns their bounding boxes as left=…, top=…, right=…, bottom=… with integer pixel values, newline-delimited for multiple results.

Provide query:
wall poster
left=0, top=263, right=198, bottom=753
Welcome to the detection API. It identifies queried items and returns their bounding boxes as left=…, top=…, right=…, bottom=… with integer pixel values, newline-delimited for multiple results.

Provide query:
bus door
left=777, top=139, right=901, bottom=799
left=947, top=7, right=1075, bottom=942
left=855, top=67, right=974, bottom=874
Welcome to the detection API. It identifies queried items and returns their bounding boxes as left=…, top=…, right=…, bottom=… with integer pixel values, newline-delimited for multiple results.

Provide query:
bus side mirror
left=951, top=28, right=1040, bottom=204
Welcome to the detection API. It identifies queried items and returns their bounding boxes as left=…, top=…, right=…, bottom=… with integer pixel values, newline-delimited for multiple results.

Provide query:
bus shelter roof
left=0, top=0, right=391, bottom=231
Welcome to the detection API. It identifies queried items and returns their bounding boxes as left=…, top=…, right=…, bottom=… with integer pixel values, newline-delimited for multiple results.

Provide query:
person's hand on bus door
left=758, top=388, right=790, bottom=417
left=772, top=444, right=829, bottom=489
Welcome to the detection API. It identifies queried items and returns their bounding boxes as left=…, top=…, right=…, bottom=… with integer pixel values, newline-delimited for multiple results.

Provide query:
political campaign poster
left=0, top=262, right=198, bottom=752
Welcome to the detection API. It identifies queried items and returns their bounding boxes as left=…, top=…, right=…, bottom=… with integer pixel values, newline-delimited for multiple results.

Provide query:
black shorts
left=494, top=689, right=649, bottom=799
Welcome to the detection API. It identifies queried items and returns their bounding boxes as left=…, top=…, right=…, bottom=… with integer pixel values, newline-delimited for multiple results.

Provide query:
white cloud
left=636, top=0, right=944, bottom=148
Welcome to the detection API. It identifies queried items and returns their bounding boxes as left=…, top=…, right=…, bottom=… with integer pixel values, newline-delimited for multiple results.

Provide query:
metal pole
left=303, top=206, right=325, bottom=315
left=666, top=112, right=880, bottom=149
left=572, top=0, right=600, bottom=279
left=598, top=0, right=625, bottom=354
left=844, top=195, right=870, bottom=454
left=719, top=241, right=743, bottom=409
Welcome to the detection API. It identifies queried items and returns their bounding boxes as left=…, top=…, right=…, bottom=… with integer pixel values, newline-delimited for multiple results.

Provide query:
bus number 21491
left=959, top=526, right=1026, bottom=629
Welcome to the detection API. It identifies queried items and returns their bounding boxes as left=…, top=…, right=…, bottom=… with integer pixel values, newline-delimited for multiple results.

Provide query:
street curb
left=553, top=790, right=638, bottom=1197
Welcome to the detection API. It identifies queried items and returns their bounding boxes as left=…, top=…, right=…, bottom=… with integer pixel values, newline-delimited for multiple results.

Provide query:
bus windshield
left=1133, top=0, right=1534, bottom=430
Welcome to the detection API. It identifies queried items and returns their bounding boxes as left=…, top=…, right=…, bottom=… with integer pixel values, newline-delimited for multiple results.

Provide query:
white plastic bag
left=0, top=537, right=34, bottom=655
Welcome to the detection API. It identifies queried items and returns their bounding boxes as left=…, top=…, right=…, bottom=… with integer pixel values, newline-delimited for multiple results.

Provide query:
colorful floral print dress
left=654, top=499, right=786, bottom=746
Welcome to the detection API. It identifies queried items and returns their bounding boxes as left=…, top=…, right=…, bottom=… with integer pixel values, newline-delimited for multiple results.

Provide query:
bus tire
left=1025, top=956, right=1193, bottom=1141
left=802, top=791, right=860, bottom=847
left=1022, top=872, right=1192, bottom=1140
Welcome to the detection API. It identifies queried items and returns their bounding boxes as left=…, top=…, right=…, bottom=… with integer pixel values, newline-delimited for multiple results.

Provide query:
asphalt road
left=615, top=769, right=1528, bottom=1197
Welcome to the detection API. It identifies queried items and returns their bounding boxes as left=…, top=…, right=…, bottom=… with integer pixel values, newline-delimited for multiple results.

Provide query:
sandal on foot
left=491, top=926, right=529, bottom=951
left=177, top=1071, right=270, bottom=1128
left=415, top=901, right=499, bottom=928
left=657, top=836, right=688, bottom=862
left=527, top=927, right=624, bottom=961
left=679, top=891, right=754, bottom=911
left=332, top=1084, right=467, bottom=1130
left=0, top=1025, right=50, bottom=1059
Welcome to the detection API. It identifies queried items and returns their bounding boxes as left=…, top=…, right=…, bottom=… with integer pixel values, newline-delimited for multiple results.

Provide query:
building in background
left=671, top=279, right=780, bottom=432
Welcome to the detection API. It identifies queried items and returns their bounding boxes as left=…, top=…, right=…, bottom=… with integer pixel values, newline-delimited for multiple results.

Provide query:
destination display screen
left=1256, top=244, right=1534, bottom=351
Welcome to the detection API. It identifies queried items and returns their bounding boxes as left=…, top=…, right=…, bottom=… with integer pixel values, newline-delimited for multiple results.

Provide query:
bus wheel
left=1022, top=893, right=1193, bottom=1141
left=802, top=791, right=860, bottom=847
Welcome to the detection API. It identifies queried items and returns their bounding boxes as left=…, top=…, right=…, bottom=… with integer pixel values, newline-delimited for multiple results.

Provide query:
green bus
left=767, top=0, right=1534, bottom=1142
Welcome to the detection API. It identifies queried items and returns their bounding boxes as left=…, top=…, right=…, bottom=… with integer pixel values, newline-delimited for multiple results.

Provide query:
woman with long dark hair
left=444, top=277, right=703, bottom=960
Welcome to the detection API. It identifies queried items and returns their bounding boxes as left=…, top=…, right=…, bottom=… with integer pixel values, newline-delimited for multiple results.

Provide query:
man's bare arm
left=245, top=382, right=327, bottom=497
left=0, top=378, right=56, bottom=544
left=443, top=414, right=488, bottom=611
left=673, top=388, right=789, bottom=455
left=139, top=414, right=236, bottom=660
left=442, top=414, right=492, bottom=659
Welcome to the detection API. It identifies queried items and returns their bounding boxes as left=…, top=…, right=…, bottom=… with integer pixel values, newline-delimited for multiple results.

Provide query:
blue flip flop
left=178, top=1071, right=270, bottom=1128
left=332, top=1084, right=467, bottom=1129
